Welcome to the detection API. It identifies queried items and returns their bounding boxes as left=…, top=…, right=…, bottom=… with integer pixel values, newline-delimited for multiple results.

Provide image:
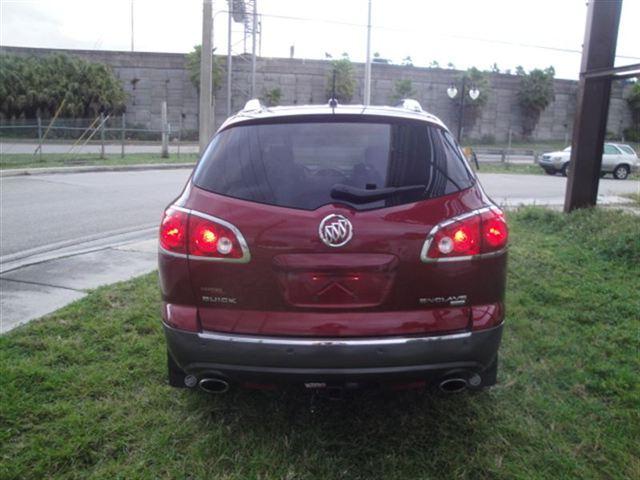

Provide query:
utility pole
left=130, top=0, right=134, bottom=52
left=363, top=0, right=372, bottom=106
left=227, top=1, right=233, bottom=117
left=199, top=0, right=213, bottom=155
left=251, top=0, right=258, bottom=98
left=564, top=0, right=623, bottom=212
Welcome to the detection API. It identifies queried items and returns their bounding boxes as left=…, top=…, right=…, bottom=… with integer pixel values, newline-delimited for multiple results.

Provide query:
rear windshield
left=193, top=118, right=475, bottom=211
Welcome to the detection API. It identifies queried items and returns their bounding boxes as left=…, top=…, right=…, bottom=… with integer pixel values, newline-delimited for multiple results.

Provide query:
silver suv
left=539, top=143, right=639, bottom=179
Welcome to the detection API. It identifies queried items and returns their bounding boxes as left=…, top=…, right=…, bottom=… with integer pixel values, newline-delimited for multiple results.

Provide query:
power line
left=253, top=10, right=640, bottom=61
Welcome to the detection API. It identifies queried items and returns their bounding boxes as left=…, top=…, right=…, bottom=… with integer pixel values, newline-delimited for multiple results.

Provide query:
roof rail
left=241, top=98, right=266, bottom=113
left=395, top=98, right=423, bottom=112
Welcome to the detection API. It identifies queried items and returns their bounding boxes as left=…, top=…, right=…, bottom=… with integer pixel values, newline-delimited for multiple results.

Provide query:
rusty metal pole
left=564, top=0, right=623, bottom=212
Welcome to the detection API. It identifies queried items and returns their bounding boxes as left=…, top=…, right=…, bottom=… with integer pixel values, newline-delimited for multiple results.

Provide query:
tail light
left=421, top=207, right=508, bottom=262
left=159, top=207, right=250, bottom=262
left=159, top=208, right=188, bottom=254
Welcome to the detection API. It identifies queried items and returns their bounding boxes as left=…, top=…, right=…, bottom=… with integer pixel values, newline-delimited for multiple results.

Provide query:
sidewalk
left=0, top=238, right=157, bottom=333
left=0, top=162, right=195, bottom=177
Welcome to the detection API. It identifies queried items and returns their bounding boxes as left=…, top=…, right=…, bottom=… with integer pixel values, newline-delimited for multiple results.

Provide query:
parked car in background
left=158, top=99, right=508, bottom=395
left=538, top=143, right=639, bottom=179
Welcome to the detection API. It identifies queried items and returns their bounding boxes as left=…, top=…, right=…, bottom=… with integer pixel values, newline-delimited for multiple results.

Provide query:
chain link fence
left=0, top=112, right=198, bottom=164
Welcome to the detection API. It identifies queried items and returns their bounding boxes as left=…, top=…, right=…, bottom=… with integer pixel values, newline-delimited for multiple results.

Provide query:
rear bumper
left=164, top=322, right=503, bottom=386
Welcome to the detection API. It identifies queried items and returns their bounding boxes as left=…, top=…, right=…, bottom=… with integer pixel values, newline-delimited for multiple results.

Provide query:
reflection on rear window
left=193, top=119, right=474, bottom=211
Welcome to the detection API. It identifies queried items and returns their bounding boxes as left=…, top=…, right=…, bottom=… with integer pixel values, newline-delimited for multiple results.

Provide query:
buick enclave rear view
left=158, top=100, right=508, bottom=395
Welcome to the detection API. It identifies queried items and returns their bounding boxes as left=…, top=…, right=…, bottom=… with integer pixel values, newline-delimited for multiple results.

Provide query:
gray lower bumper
left=164, top=323, right=503, bottom=384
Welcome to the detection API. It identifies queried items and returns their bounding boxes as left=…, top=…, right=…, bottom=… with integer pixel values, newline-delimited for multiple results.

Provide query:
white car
left=539, top=143, right=639, bottom=180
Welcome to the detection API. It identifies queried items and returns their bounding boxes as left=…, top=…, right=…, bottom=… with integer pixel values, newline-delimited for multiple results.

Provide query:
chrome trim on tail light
left=159, top=206, right=251, bottom=263
left=420, top=205, right=507, bottom=263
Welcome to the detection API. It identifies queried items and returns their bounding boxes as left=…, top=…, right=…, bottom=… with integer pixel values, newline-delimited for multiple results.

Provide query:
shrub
left=625, top=81, right=640, bottom=138
left=517, top=66, right=555, bottom=138
left=185, top=45, right=222, bottom=94
left=325, top=57, right=356, bottom=104
left=0, top=54, right=126, bottom=119
left=451, top=67, right=490, bottom=137
left=262, top=87, right=282, bottom=107
left=390, top=79, right=415, bottom=103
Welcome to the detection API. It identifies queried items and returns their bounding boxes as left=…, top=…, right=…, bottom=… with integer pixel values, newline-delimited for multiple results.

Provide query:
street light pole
left=363, top=0, right=373, bottom=106
left=251, top=0, right=258, bottom=98
left=447, top=77, right=479, bottom=144
left=456, top=76, right=466, bottom=142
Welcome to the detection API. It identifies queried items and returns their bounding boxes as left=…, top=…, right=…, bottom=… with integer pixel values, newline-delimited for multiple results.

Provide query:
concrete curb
left=0, top=162, right=196, bottom=177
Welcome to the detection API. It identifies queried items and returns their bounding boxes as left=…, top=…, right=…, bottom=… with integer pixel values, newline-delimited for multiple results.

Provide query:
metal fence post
left=100, top=113, right=106, bottom=159
left=121, top=113, right=126, bottom=158
left=161, top=101, right=169, bottom=158
left=36, top=116, right=43, bottom=161
left=177, top=113, right=183, bottom=158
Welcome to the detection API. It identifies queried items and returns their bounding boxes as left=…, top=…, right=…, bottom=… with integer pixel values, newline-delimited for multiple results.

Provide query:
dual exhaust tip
left=192, top=374, right=480, bottom=394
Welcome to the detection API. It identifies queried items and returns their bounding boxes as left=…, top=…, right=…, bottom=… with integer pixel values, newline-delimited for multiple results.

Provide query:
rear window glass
left=193, top=119, right=474, bottom=211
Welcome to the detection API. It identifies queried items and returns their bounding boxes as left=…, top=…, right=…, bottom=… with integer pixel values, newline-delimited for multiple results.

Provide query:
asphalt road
left=1, top=169, right=637, bottom=262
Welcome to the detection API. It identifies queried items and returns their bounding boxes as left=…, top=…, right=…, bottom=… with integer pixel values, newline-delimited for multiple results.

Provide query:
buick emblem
left=319, top=214, right=353, bottom=247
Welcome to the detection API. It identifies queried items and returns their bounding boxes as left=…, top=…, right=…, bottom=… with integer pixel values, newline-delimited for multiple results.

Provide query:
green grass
left=0, top=153, right=197, bottom=170
left=621, top=192, right=640, bottom=206
left=1, top=208, right=639, bottom=479
left=467, top=140, right=640, bottom=154
left=475, top=162, right=640, bottom=180
left=475, top=162, right=544, bottom=175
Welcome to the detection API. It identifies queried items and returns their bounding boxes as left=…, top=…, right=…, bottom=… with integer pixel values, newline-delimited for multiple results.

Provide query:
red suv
left=159, top=100, right=508, bottom=394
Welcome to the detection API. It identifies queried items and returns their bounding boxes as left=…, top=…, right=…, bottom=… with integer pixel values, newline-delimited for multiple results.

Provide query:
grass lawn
left=475, top=162, right=640, bottom=181
left=0, top=153, right=197, bottom=170
left=1, top=208, right=639, bottom=479
left=467, top=140, right=640, bottom=154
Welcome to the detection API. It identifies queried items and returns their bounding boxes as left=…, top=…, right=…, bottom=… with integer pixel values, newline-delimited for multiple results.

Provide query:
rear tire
left=613, top=164, right=629, bottom=180
left=167, top=350, right=187, bottom=388
left=561, top=163, right=570, bottom=177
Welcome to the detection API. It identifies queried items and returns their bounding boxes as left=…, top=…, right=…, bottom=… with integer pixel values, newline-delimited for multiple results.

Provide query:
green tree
left=325, top=58, right=356, bottom=104
left=624, top=81, right=640, bottom=141
left=0, top=54, right=126, bottom=119
left=402, top=56, right=413, bottom=67
left=451, top=67, right=490, bottom=136
left=390, top=79, right=415, bottom=103
left=186, top=45, right=222, bottom=94
left=262, top=87, right=282, bottom=107
left=517, top=66, right=555, bottom=138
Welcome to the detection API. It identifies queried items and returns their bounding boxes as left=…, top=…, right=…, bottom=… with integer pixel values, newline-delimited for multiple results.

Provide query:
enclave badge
left=319, top=214, right=353, bottom=247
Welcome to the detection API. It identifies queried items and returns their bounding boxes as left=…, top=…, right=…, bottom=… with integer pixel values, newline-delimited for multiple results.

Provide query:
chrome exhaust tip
left=198, top=378, right=230, bottom=394
left=438, top=377, right=468, bottom=393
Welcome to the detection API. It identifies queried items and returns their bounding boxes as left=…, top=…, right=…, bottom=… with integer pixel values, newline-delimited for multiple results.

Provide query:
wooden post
left=121, top=113, right=126, bottom=158
left=99, top=113, right=106, bottom=159
left=564, top=0, right=622, bottom=212
left=161, top=101, right=169, bottom=158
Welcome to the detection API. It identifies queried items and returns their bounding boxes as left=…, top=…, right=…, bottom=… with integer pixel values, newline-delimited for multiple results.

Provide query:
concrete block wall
left=1, top=46, right=634, bottom=142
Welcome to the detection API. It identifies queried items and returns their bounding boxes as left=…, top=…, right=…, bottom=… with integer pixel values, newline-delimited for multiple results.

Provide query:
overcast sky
left=1, top=0, right=639, bottom=79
